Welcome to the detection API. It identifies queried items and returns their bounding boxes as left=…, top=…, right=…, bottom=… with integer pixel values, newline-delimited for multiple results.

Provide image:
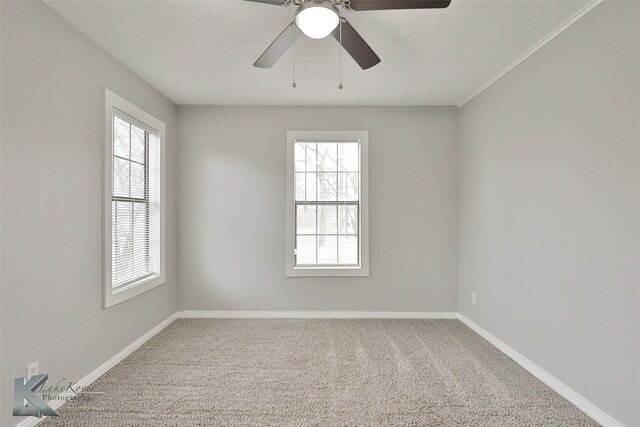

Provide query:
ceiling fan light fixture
left=295, top=1, right=340, bottom=39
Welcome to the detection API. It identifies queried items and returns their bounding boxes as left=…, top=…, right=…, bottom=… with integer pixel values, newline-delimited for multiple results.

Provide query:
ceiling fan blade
left=254, top=22, right=300, bottom=68
left=331, top=19, right=380, bottom=70
left=243, top=0, right=290, bottom=6
left=347, top=0, right=451, bottom=11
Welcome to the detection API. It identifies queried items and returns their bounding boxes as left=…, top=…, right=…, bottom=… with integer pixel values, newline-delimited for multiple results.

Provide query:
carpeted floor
left=41, top=319, right=598, bottom=426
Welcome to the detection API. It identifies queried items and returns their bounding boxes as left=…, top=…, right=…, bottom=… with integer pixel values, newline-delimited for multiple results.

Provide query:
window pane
left=296, top=205, right=316, bottom=235
left=113, top=116, right=130, bottom=158
left=338, top=173, right=358, bottom=201
left=318, top=173, right=337, bottom=201
left=294, top=142, right=306, bottom=172
left=338, top=236, right=358, bottom=265
left=317, top=142, right=337, bottom=172
left=130, top=125, right=146, bottom=163
left=317, top=235, right=337, bottom=264
left=338, top=205, right=358, bottom=234
left=294, top=142, right=317, bottom=172
left=295, top=172, right=317, bottom=202
left=305, top=143, right=317, bottom=172
left=112, top=200, right=151, bottom=287
left=132, top=203, right=148, bottom=271
left=305, top=173, right=317, bottom=201
left=113, top=157, right=130, bottom=197
left=296, top=236, right=316, bottom=264
left=338, top=143, right=359, bottom=172
left=295, top=173, right=305, bottom=201
left=317, top=205, right=337, bottom=234
left=130, top=162, right=145, bottom=199
left=112, top=201, right=133, bottom=285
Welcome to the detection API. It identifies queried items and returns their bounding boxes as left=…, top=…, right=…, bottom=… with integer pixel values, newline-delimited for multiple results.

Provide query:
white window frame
left=286, top=131, right=369, bottom=277
left=103, top=89, right=165, bottom=308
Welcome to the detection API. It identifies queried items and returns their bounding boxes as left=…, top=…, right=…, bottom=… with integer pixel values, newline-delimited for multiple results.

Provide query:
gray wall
left=178, top=106, right=458, bottom=312
left=1, top=2, right=179, bottom=425
left=458, top=2, right=640, bottom=426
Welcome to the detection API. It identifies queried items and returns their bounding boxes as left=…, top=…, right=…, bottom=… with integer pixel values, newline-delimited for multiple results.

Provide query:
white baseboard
left=178, top=310, right=458, bottom=319
left=15, top=313, right=178, bottom=427
left=458, top=314, right=626, bottom=427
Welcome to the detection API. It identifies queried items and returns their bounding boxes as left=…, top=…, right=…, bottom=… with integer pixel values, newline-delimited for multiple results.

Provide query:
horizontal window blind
left=294, top=141, right=360, bottom=267
left=111, top=114, right=161, bottom=288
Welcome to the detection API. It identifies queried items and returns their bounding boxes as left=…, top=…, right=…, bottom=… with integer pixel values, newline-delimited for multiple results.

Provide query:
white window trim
left=286, top=130, right=369, bottom=277
left=103, top=89, right=166, bottom=308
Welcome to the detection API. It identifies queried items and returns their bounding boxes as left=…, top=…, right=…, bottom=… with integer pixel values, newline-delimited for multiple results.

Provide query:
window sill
left=286, top=266, right=369, bottom=278
left=103, top=273, right=165, bottom=308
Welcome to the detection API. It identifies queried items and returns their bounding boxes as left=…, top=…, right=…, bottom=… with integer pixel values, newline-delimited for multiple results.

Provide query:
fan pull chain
left=338, top=20, right=343, bottom=90
left=292, top=23, right=297, bottom=88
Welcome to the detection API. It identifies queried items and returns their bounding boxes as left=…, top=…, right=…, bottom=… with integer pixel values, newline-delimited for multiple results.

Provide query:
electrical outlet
left=471, top=292, right=476, bottom=305
left=26, top=362, right=39, bottom=380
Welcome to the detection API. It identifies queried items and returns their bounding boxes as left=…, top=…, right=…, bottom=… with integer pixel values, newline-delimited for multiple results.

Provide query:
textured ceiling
left=44, top=0, right=591, bottom=105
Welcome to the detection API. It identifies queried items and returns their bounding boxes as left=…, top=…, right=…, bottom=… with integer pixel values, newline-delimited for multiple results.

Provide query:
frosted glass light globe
left=295, top=3, right=340, bottom=39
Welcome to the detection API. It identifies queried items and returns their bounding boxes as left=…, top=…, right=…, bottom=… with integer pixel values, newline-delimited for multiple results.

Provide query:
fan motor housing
left=296, top=0, right=340, bottom=17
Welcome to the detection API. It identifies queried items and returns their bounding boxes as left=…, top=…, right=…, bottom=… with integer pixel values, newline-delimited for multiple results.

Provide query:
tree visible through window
left=294, top=141, right=360, bottom=267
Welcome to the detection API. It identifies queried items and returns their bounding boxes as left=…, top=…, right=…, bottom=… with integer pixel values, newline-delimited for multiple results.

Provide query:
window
left=286, top=131, right=369, bottom=277
left=103, top=89, right=165, bottom=308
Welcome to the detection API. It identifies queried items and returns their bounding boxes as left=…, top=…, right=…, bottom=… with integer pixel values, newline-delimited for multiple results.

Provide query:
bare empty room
left=1, top=0, right=638, bottom=426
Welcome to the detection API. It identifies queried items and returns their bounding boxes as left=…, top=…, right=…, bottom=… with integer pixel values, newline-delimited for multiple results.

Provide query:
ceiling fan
left=244, top=0, right=451, bottom=70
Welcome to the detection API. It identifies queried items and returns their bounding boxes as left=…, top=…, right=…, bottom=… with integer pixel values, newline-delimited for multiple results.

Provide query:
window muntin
left=294, top=141, right=360, bottom=268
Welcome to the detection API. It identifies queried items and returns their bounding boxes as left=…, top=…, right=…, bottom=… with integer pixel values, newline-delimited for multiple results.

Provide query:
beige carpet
left=41, top=319, right=598, bottom=426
